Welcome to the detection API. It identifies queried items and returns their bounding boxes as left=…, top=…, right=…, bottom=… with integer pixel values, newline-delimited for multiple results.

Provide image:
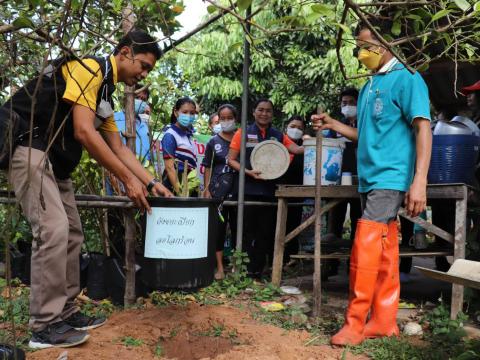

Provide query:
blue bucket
left=428, top=135, right=480, bottom=185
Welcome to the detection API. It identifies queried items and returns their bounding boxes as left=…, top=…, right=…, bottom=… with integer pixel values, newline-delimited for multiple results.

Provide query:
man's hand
left=311, top=113, right=337, bottom=131
left=246, top=169, right=263, bottom=180
left=404, top=178, right=427, bottom=217
left=123, top=176, right=151, bottom=213
left=151, top=182, right=174, bottom=198
left=311, top=112, right=358, bottom=142
left=406, top=117, right=432, bottom=218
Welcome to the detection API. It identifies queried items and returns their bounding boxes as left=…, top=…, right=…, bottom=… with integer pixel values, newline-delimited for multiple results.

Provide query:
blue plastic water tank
left=428, top=134, right=480, bottom=185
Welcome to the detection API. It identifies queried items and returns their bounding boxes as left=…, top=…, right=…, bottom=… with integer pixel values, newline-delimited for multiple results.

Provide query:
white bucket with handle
left=303, top=138, right=346, bottom=185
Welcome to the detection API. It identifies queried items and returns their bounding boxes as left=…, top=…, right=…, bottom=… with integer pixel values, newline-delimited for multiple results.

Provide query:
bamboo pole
left=182, top=160, right=189, bottom=197
left=235, top=5, right=252, bottom=253
left=101, top=169, right=111, bottom=257
left=122, top=3, right=137, bottom=307
left=313, top=106, right=324, bottom=317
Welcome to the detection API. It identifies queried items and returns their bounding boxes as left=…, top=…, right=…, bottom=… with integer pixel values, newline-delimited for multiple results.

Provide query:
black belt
left=17, top=127, right=47, bottom=151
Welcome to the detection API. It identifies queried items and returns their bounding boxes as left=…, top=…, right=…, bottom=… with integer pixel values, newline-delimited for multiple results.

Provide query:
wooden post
left=122, top=3, right=137, bottom=307
left=181, top=160, right=189, bottom=197
left=451, top=185, right=468, bottom=319
left=101, top=168, right=111, bottom=257
left=313, top=128, right=323, bottom=317
left=272, top=198, right=288, bottom=286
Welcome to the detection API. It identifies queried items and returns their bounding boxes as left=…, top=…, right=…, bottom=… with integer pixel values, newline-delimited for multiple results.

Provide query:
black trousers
left=328, top=198, right=362, bottom=241
left=242, top=195, right=276, bottom=275
left=215, top=204, right=237, bottom=252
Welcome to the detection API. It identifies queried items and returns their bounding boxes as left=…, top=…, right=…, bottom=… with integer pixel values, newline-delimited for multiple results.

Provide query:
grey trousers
left=10, top=146, right=83, bottom=331
left=360, top=189, right=405, bottom=224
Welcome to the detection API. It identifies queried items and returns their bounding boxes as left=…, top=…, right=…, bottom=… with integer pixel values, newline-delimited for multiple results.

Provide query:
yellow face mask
left=358, top=48, right=383, bottom=70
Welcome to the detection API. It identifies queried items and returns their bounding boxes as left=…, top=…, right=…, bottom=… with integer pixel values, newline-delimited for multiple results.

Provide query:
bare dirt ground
left=27, top=303, right=365, bottom=360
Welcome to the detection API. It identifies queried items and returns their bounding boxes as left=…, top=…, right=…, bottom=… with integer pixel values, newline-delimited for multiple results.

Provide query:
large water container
left=428, top=134, right=480, bottom=185
left=141, top=197, right=220, bottom=291
left=303, top=138, right=346, bottom=185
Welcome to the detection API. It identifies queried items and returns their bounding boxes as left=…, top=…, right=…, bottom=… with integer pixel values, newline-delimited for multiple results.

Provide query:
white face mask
left=341, top=105, right=357, bottom=118
left=287, top=127, right=303, bottom=140
left=212, top=123, right=222, bottom=134
left=220, top=120, right=236, bottom=133
left=138, top=113, right=150, bottom=123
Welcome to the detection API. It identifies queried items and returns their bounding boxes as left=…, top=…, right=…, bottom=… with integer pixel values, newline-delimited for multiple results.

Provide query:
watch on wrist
left=146, top=178, right=160, bottom=193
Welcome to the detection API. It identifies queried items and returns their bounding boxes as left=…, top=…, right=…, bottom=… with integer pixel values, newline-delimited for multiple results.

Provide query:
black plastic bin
left=86, top=252, right=108, bottom=300
left=141, top=197, right=220, bottom=291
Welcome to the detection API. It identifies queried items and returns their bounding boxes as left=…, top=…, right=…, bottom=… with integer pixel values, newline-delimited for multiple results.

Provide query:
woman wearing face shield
left=161, top=97, right=198, bottom=194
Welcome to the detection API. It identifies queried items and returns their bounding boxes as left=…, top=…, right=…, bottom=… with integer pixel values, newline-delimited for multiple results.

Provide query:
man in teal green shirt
left=313, top=21, right=432, bottom=346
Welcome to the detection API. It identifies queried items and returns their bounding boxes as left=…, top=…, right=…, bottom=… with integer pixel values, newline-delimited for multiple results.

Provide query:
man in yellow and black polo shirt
left=1, top=30, right=172, bottom=349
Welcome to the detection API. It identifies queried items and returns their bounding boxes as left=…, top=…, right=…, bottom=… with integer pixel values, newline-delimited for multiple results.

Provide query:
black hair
left=208, top=112, right=218, bottom=125
left=287, top=115, right=304, bottom=124
left=217, top=104, right=238, bottom=121
left=340, top=87, right=359, bottom=101
left=355, top=18, right=393, bottom=40
left=135, top=83, right=150, bottom=99
left=253, top=98, right=274, bottom=110
left=170, top=97, right=196, bottom=124
left=285, top=115, right=305, bottom=130
left=114, top=30, right=161, bottom=60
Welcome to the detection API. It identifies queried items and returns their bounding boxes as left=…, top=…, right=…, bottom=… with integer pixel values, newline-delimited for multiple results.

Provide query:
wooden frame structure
left=271, top=183, right=473, bottom=319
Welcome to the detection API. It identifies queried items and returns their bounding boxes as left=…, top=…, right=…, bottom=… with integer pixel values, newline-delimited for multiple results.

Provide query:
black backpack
left=0, top=55, right=114, bottom=174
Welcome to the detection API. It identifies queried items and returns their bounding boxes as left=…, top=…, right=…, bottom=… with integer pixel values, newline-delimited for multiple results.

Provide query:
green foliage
left=0, top=0, right=185, bottom=101
left=0, top=206, right=33, bottom=256
left=0, top=279, right=30, bottom=326
left=350, top=337, right=444, bottom=360
left=422, top=303, right=467, bottom=338
left=229, top=250, right=251, bottom=285
left=253, top=304, right=310, bottom=331
left=350, top=335, right=480, bottom=360
left=345, top=302, right=479, bottom=359
left=347, top=0, right=480, bottom=71
left=118, top=335, right=144, bottom=347
left=195, top=323, right=226, bottom=337
left=154, top=341, right=164, bottom=357
left=251, top=282, right=281, bottom=302
left=169, top=0, right=365, bottom=122
left=150, top=291, right=198, bottom=307
left=80, top=299, right=116, bottom=319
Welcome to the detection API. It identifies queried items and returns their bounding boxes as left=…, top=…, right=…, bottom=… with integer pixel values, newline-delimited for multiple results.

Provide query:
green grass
left=195, top=323, right=226, bottom=337
left=119, top=336, right=144, bottom=347
left=154, top=341, right=163, bottom=357
left=348, top=336, right=480, bottom=360
left=80, top=299, right=116, bottom=318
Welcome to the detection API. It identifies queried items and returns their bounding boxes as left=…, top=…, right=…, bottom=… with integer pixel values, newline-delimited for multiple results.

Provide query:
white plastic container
left=303, top=138, right=346, bottom=185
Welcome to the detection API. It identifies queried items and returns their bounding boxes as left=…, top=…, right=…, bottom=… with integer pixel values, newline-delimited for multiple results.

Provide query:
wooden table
left=271, top=183, right=473, bottom=319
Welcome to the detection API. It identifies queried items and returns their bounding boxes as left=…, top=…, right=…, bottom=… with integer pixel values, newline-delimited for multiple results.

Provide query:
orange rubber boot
left=331, top=219, right=387, bottom=346
left=364, top=220, right=400, bottom=338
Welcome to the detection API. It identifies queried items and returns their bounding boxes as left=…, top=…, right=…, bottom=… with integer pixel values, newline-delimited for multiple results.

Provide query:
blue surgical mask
left=178, top=113, right=195, bottom=127
left=213, top=123, right=222, bottom=134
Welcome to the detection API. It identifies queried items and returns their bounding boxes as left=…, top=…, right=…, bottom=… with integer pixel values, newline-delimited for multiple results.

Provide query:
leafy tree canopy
left=160, top=0, right=365, bottom=126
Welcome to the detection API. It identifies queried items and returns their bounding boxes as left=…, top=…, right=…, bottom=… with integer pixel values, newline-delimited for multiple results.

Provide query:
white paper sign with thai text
left=144, top=207, right=209, bottom=259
